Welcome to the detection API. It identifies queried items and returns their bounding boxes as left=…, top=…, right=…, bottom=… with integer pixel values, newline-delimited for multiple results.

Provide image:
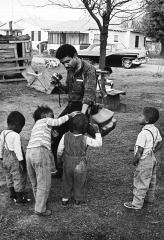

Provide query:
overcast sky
left=0, top=0, right=84, bottom=23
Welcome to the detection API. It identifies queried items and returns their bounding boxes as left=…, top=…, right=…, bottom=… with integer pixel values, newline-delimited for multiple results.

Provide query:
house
left=90, top=27, right=146, bottom=49
left=47, top=19, right=146, bottom=51
left=0, top=17, right=51, bottom=50
left=47, top=20, right=90, bottom=52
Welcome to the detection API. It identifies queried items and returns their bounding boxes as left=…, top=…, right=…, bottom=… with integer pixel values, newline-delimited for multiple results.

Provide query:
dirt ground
left=0, top=62, right=164, bottom=240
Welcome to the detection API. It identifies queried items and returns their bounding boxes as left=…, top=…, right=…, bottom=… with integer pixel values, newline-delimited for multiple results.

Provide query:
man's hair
left=69, top=113, right=88, bottom=134
left=55, top=44, right=77, bottom=60
left=143, top=107, right=159, bottom=124
left=33, top=105, right=54, bottom=122
left=7, top=111, right=25, bottom=128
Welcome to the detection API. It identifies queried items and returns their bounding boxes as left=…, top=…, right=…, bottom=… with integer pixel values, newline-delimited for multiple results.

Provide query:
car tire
left=122, top=58, right=132, bottom=69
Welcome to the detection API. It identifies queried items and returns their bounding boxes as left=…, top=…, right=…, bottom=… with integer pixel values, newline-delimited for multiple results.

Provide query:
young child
left=57, top=113, right=102, bottom=206
left=0, top=111, right=29, bottom=203
left=26, top=105, right=76, bottom=216
left=124, top=107, right=162, bottom=210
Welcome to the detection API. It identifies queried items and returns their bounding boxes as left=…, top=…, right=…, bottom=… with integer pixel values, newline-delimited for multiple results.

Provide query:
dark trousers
left=51, top=101, right=95, bottom=174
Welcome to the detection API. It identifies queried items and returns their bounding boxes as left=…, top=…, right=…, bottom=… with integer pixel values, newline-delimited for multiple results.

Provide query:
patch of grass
left=0, top=65, right=164, bottom=239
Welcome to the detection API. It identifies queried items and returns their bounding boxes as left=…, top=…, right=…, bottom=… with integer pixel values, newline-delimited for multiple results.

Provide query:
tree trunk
left=160, top=41, right=164, bottom=57
left=99, top=20, right=109, bottom=69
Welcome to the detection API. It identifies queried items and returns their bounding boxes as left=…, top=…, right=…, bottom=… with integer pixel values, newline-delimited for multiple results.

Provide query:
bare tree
left=22, top=0, right=146, bottom=69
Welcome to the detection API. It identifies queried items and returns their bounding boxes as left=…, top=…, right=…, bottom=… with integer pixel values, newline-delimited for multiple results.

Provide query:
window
left=31, top=31, right=42, bottom=41
left=135, top=36, right=139, bottom=48
left=114, top=35, right=118, bottom=42
left=31, top=31, right=34, bottom=41
left=65, top=33, right=79, bottom=45
left=93, top=34, right=100, bottom=43
left=79, top=33, right=89, bottom=44
left=38, top=31, right=41, bottom=41
left=48, top=33, right=60, bottom=44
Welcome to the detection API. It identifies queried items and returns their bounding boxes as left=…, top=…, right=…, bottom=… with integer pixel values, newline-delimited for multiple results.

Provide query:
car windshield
left=89, top=43, right=127, bottom=52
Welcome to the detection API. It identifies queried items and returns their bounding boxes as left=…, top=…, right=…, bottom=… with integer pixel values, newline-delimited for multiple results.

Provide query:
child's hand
left=92, top=124, right=100, bottom=133
left=19, top=160, right=26, bottom=173
left=68, top=111, right=80, bottom=118
left=133, top=159, right=139, bottom=166
left=129, top=146, right=134, bottom=152
left=51, top=129, right=59, bottom=138
left=0, top=159, right=3, bottom=168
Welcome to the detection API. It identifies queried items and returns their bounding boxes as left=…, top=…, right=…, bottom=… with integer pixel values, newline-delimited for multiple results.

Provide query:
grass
left=0, top=64, right=164, bottom=240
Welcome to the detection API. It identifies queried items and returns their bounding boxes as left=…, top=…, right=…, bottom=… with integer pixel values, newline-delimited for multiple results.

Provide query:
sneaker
left=34, top=210, right=52, bottom=216
left=62, top=200, right=69, bottom=206
left=124, top=202, right=141, bottom=210
left=51, top=169, right=58, bottom=175
left=52, top=171, right=63, bottom=179
left=15, top=196, right=31, bottom=204
left=74, top=200, right=86, bottom=206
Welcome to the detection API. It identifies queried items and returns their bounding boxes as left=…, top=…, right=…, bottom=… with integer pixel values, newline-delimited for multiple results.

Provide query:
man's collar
left=74, top=59, right=83, bottom=74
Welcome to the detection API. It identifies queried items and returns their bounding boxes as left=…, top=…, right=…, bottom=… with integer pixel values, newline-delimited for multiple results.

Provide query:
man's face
left=60, top=56, right=77, bottom=70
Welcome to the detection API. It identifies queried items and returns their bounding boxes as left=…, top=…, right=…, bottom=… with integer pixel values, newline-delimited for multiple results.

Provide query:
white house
left=47, top=19, right=146, bottom=51
left=47, top=20, right=90, bottom=52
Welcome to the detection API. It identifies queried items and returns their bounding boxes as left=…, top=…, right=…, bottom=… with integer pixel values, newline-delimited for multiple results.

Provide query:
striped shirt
left=27, top=115, right=69, bottom=150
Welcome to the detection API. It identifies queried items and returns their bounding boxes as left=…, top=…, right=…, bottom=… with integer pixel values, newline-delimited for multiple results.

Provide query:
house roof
left=48, top=19, right=128, bottom=33
left=0, top=17, right=143, bottom=34
left=0, top=17, right=59, bottom=31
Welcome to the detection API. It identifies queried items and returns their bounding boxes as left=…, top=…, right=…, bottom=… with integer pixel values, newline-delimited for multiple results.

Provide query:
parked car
left=78, top=43, right=147, bottom=68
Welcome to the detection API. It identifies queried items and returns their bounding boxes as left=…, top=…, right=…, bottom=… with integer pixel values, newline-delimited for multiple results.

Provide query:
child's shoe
left=62, top=198, right=69, bottom=206
left=15, top=192, right=31, bottom=204
left=9, top=187, right=17, bottom=202
left=124, top=202, right=141, bottom=210
left=74, top=200, right=86, bottom=206
left=34, top=210, right=52, bottom=216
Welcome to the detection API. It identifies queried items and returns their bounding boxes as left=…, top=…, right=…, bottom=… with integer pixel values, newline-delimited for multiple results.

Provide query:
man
left=51, top=44, right=97, bottom=178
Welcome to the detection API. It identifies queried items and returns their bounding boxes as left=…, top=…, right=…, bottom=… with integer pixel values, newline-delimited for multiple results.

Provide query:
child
left=57, top=113, right=102, bottom=206
left=26, top=105, right=76, bottom=216
left=0, top=111, right=29, bottom=203
left=124, top=107, right=162, bottom=210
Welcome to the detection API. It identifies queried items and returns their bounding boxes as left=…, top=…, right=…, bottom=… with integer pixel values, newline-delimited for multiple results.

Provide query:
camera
left=51, top=73, right=63, bottom=85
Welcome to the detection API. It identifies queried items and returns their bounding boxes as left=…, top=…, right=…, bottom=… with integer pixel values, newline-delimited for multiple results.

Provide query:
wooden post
left=9, top=21, right=13, bottom=35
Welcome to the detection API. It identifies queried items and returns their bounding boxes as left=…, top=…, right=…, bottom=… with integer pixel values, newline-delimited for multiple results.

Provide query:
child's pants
left=63, top=157, right=87, bottom=201
left=132, top=152, right=156, bottom=209
left=26, top=146, right=52, bottom=213
left=2, top=149, right=26, bottom=192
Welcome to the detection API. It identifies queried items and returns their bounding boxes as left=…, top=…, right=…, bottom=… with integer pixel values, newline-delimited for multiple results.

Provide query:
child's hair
left=7, top=111, right=25, bottom=128
left=56, top=44, right=77, bottom=60
left=104, top=66, right=113, bottom=74
left=33, top=105, right=54, bottom=122
left=143, top=107, right=159, bottom=124
left=69, top=113, right=89, bottom=134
